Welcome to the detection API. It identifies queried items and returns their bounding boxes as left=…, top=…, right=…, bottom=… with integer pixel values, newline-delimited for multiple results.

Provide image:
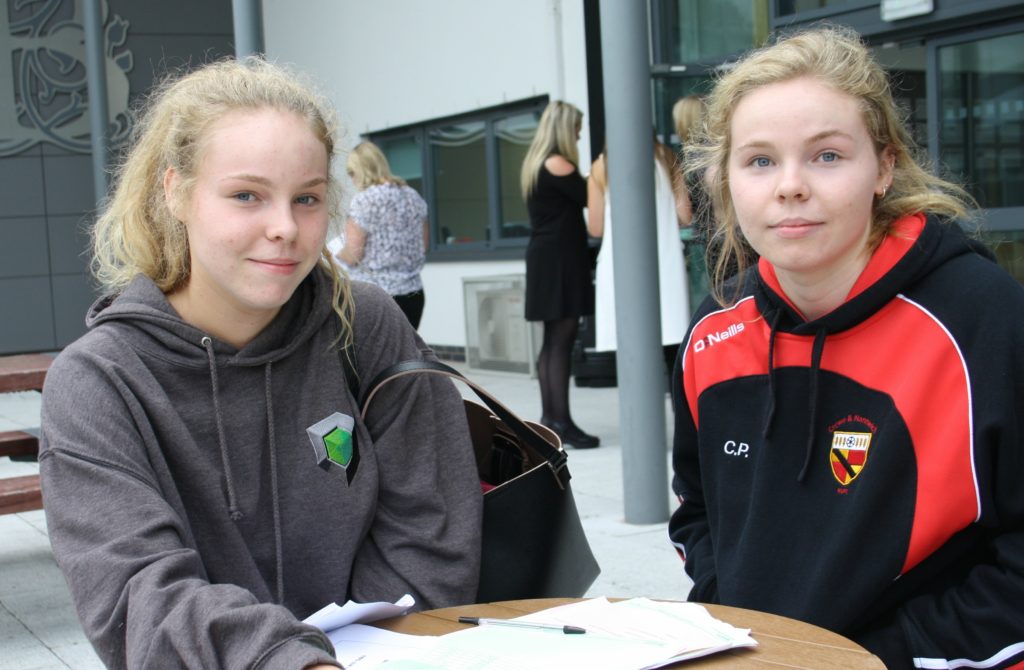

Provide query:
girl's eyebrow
left=734, top=140, right=772, bottom=152
left=806, top=129, right=854, bottom=144
left=222, top=174, right=327, bottom=188
left=735, top=129, right=855, bottom=153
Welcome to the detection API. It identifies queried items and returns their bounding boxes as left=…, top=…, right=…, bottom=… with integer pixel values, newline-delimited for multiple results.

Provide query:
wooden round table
left=372, top=597, right=886, bottom=669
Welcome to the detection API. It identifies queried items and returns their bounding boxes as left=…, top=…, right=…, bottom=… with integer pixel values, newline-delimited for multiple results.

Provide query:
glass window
left=938, top=31, right=1024, bottom=209
left=430, top=121, right=487, bottom=246
left=370, top=98, right=546, bottom=256
left=777, top=0, right=857, bottom=15
left=659, top=0, right=769, bottom=64
left=495, top=112, right=539, bottom=240
left=377, top=135, right=423, bottom=195
left=652, top=76, right=714, bottom=150
left=981, top=230, right=1024, bottom=285
left=872, top=43, right=928, bottom=150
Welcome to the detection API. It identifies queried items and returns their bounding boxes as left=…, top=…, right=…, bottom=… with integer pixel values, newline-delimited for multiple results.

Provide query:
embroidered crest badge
left=307, top=412, right=359, bottom=485
left=829, top=430, right=872, bottom=485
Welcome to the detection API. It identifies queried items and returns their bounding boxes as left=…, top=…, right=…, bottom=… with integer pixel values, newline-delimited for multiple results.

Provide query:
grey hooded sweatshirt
left=39, top=267, right=482, bottom=669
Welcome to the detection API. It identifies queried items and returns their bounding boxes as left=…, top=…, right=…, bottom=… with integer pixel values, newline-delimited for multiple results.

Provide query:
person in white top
left=587, top=139, right=691, bottom=372
left=333, top=141, right=430, bottom=329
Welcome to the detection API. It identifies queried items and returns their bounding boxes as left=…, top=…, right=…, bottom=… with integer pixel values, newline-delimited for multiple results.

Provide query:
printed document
left=303, top=593, right=415, bottom=632
left=363, top=597, right=757, bottom=670
left=303, top=594, right=431, bottom=667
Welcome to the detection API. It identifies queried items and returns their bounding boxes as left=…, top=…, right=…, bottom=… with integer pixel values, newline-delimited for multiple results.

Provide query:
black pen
left=458, top=616, right=586, bottom=634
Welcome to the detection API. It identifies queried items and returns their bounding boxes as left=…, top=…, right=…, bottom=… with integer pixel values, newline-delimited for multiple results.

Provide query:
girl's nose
left=774, top=165, right=809, bottom=201
left=266, top=203, right=299, bottom=242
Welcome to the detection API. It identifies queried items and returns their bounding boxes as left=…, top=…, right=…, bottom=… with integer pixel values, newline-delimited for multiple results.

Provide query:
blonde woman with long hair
left=671, top=94, right=704, bottom=147
left=671, top=94, right=710, bottom=233
left=669, top=26, right=1024, bottom=669
left=38, top=57, right=481, bottom=669
left=333, top=141, right=429, bottom=329
left=520, top=100, right=598, bottom=449
left=587, top=138, right=690, bottom=371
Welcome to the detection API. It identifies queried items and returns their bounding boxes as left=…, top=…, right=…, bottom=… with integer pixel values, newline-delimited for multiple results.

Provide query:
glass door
left=930, top=24, right=1024, bottom=282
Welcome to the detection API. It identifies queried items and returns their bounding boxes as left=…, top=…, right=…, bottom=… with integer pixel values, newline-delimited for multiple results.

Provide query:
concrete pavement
left=0, top=361, right=691, bottom=669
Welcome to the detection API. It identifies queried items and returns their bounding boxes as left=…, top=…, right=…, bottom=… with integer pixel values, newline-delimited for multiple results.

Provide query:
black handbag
left=359, top=359, right=601, bottom=602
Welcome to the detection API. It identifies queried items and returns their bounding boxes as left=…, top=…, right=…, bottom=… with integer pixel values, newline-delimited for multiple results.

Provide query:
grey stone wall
left=0, top=0, right=233, bottom=354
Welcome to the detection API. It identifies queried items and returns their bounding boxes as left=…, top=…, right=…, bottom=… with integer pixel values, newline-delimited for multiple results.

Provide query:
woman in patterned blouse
left=334, top=141, right=430, bottom=328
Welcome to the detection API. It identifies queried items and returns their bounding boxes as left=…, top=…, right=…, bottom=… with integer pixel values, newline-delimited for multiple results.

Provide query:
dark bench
left=0, top=354, right=52, bottom=394
left=0, top=475, right=43, bottom=515
left=0, top=429, right=39, bottom=460
left=0, top=353, right=52, bottom=515
left=0, top=429, right=43, bottom=515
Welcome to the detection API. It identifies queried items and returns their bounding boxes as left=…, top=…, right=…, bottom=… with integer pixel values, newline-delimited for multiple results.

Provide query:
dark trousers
left=393, top=290, right=425, bottom=330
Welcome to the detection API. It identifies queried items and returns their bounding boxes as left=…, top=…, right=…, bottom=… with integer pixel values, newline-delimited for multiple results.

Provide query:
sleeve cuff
left=254, top=635, right=340, bottom=670
left=687, top=572, right=719, bottom=604
left=853, top=615, right=914, bottom=670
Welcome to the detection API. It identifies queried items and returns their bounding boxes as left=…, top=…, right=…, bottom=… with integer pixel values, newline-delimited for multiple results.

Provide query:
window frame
left=649, top=0, right=773, bottom=68
left=367, top=96, right=549, bottom=262
left=770, top=0, right=876, bottom=22
left=926, top=21, right=1024, bottom=231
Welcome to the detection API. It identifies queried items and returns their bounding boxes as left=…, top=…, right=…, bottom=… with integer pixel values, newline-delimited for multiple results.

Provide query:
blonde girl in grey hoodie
left=39, top=58, right=482, bottom=670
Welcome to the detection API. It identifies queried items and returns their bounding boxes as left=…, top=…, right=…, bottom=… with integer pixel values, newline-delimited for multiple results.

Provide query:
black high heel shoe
left=541, top=418, right=600, bottom=449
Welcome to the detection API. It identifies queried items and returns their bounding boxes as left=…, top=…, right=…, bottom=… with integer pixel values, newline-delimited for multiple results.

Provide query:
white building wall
left=262, top=0, right=591, bottom=349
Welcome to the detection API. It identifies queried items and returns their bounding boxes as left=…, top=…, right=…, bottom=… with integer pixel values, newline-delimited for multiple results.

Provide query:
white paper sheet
left=367, top=597, right=757, bottom=670
left=325, top=623, right=436, bottom=669
left=303, top=593, right=416, bottom=631
left=302, top=594, right=423, bottom=667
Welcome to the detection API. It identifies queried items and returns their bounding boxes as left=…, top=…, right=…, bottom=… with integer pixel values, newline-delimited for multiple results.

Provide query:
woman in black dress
left=520, top=100, right=598, bottom=448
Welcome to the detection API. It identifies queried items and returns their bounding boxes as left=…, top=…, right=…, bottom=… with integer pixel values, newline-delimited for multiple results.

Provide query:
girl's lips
left=772, top=218, right=822, bottom=239
left=773, top=217, right=818, bottom=228
left=251, top=258, right=301, bottom=274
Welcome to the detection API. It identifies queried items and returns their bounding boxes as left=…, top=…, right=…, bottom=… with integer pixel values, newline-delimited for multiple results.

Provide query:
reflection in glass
left=496, top=112, right=539, bottom=240
left=662, top=0, right=768, bottom=64
left=653, top=77, right=714, bottom=150
left=777, top=0, right=855, bottom=15
left=981, top=230, right=1024, bottom=285
left=378, top=135, right=424, bottom=195
left=430, top=121, right=487, bottom=245
left=872, top=43, right=928, bottom=151
left=939, top=31, right=1024, bottom=208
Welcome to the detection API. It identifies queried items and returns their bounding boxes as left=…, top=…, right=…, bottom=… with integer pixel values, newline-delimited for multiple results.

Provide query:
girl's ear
left=877, top=145, right=896, bottom=193
left=163, top=167, right=185, bottom=222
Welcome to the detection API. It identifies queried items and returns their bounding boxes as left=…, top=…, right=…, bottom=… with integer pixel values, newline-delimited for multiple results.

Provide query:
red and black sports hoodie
left=670, top=214, right=1024, bottom=669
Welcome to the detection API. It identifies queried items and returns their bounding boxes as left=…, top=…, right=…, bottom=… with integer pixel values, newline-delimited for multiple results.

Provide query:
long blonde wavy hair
left=347, top=141, right=405, bottom=191
left=672, top=95, right=705, bottom=146
left=91, top=57, right=354, bottom=343
left=686, top=25, right=975, bottom=306
left=520, top=100, right=582, bottom=199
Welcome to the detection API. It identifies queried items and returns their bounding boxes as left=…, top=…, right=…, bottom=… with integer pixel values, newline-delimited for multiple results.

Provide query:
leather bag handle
left=359, top=359, right=569, bottom=486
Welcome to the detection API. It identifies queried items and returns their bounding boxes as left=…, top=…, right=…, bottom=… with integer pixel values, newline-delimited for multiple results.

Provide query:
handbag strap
left=359, top=359, right=570, bottom=486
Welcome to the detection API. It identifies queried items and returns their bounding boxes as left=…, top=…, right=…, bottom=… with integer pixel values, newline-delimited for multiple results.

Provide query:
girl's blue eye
left=235, top=192, right=255, bottom=202
left=821, top=151, right=838, bottom=162
left=753, top=157, right=771, bottom=168
left=296, top=195, right=319, bottom=206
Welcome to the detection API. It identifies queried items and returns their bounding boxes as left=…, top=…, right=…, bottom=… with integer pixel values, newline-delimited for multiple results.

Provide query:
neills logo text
left=694, top=322, right=745, bottom=353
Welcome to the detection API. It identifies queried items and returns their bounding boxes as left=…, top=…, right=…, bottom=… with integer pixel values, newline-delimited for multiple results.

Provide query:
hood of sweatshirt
left=83, top=266, right=336, bottom=603
left=747, top=214, right=992, bottom=481
left=752, top=214, right=990, bottom=335
left=86, top=265, right=334, bottom=368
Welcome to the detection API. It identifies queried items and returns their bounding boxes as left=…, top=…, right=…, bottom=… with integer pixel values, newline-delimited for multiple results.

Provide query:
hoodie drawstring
left=264, top=364, right=285, bottom=605
left=204, top=337, right=243, bottom=521
left=797, top=328, right=828, bottom=483
left=203, top=337, right=285, bottom=604
left=762, top=309, right=783, bottom=440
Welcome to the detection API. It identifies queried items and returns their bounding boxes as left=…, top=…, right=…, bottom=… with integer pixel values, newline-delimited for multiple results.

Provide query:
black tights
left=537, top=317, right=579, bottom=425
